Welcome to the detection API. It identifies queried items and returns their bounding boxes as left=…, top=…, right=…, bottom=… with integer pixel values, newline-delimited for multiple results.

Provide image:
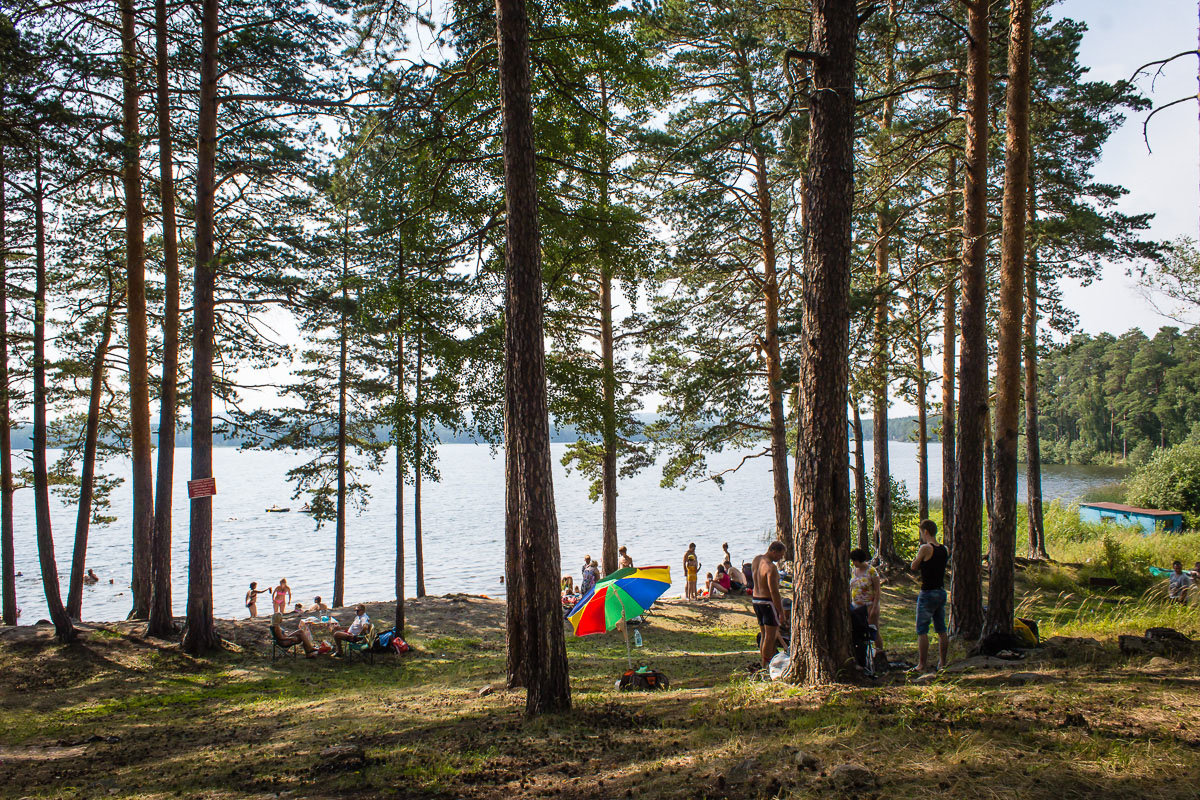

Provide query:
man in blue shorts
left=910, top=519, right=949, bottom=673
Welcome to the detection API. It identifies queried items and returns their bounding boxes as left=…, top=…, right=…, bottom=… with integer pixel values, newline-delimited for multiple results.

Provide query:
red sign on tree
left=187, top=477, right=217, bottom=499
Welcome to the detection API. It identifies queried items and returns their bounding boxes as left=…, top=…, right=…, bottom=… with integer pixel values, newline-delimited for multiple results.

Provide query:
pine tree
left=787, top=0, right=858, bottom=685
left=496, top=0, right=571, bottom=715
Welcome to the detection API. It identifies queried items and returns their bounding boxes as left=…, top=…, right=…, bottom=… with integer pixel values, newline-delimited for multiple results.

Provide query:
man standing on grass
left=751, top=541, right=786, bottom=669
left=910, top=520, right=949, bottom=673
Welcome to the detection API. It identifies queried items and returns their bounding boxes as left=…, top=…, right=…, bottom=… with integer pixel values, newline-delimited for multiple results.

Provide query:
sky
left=1051, top=0, right=1198, bottom=333
left=232, top=1, right=1200, bottom=420
left=888, top=0, right=1198, bottom=417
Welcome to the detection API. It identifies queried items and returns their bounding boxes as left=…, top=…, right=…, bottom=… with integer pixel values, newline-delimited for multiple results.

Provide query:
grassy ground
left=2, top=574, right=1199, bottom=800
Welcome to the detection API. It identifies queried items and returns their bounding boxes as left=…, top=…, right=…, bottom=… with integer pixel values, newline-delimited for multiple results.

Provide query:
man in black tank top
left=910, top=519, right=949, bottom=673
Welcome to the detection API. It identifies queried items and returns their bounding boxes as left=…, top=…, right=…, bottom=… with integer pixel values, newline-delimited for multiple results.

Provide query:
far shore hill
left=12, top=414, right=935, bottom=450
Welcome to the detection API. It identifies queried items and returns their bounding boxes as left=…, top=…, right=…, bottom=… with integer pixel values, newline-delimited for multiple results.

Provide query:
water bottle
left=633, top=629, right=643, bottom=648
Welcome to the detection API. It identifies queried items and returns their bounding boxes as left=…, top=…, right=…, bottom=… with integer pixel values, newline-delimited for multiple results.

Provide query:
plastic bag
left=768, top=651, right=790, bottom=681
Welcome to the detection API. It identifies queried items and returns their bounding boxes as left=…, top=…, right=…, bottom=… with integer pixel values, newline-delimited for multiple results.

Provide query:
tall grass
left=1041, top=500, right=1200, bottom=592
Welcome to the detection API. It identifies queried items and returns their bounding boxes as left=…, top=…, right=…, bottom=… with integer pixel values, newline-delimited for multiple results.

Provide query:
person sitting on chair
left=270, top=613, right=317, bottom=658
left=333, top=604, right=371, bottom=657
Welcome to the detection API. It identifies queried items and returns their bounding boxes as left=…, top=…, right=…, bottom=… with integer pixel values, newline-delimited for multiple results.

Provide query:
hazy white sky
left=1052, top=0, right=1198, bottom=333
left=889, top=0, right=1198, bottom=417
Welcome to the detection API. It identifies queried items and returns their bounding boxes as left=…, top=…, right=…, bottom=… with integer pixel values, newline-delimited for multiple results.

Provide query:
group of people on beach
left=746, top=519, right=950, bottom=675
left=269, top=603, right=373, bottom=659
left=245, top=578, right=330, bottom=619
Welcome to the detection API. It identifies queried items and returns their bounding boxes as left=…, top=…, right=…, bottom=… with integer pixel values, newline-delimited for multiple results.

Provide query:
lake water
left=8, top=441, right=1127, bottom=623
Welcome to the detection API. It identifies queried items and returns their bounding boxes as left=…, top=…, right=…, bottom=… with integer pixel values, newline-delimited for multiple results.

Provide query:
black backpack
left=619, top=668, right=669, bottom=691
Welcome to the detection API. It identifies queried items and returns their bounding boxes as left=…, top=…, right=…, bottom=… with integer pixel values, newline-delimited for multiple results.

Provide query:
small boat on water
left=265, top=505, right=290, bottom=513
left=299, top=504, right=314, bottom=513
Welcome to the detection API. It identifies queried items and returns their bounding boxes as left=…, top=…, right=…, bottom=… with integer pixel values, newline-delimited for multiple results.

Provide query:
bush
left=1126, top=441, right=1200, bottom=525
left=850, top=475, right=924, bottom=562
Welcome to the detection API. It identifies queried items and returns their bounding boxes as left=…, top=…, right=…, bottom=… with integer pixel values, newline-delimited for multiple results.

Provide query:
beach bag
left=375, top=630, right=395, bottom=651
left=1014, top=618, right=1039, bottom=648
left=390, top=637, right=410, bottom=654
left=619, top=667, right=668, bottom=691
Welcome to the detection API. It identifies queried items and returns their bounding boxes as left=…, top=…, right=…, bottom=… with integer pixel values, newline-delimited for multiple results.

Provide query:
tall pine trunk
left=67, top=285, right=116, bottom=620
left=787, top=0, right=857, bottom=686
left=988, top=0, right=1032, bottom=639
left=941, top=78, right=960, bottom=550
left=394, top=324, right=405, bottom=635
left=333, top=219, right=349, bottom=609
left=915, top=354, right=929, bottom=521
left=149, top=0, right=181, bottom=637
left=182, top=0, right=221, bottom=655
left=414, top=324, right=425, bottom=598
left=496, top=0, right=570, bottom=715
left=951, top=0, right=990, bottom=643
left=33, top=148, right=75, bottom=643
left=598, top=73, right=620, bottom=576
left=871, top=7, right=896, bottom=564
left=851, top=403, right=869, bottom=552
left=120, top=0, right=154, bottom=621
left=0, top=137, right=14, bottom=627
left=1023, top=177, right=1046, bottom=558
left=754, top=146, right=793, bottom=560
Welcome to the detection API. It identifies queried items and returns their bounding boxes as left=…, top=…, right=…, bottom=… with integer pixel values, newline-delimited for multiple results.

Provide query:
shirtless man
left=751, top=541, right=786, bottom=669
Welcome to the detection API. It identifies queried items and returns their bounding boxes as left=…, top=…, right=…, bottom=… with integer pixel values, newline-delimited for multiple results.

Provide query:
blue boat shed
left=1078, top=502, right=1185, bottom=535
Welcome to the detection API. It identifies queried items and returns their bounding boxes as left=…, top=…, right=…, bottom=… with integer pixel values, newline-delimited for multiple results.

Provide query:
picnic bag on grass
left=619, top=667, right=668, bottom=691
left=390, top=636, right=410, bottom=654
left=375, top=630, right=396, bottom=652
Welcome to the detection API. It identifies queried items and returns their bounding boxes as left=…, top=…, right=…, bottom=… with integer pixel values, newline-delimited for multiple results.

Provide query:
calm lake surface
left=9, top=441, right=1127, bottom=623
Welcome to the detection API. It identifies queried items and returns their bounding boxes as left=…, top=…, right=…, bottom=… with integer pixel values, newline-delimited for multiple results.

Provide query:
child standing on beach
left=683, top=543, right=700, bottom=600
left=272, top=578, right=291, bottom=614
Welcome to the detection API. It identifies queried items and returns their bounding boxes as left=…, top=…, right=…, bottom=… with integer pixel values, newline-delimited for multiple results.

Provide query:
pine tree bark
left=334, top=219, right=349, bottom=609
left=395, top=324, right=405, bottom=635
left=67, top=286, right=116, bottom=620
left=182, top=0, right=222, bottom=655
left=598, top=73, right=620, bottom=576
left=149, top=0, right=181, bottom=637
left=754, top=146, right=793, bottom=560
left=852, top=402, right=869, bottom=552
left=951, top=0, right=989, bottom=643
left=0, top=137, right=14, bottom=627
left=496, top=0, right=570, bottom=714
left=120, top=0, right=154, bottom=621
left=1023, top=177, right=1046, bottom=558
left=786, top=0, right=857, bottom=686
left=941, top=78, right=960, bottom=550
left=33, top=148, right=75, bottom=643
left=988, top=0, right=1032, bottom=639
left=915, top=358, right=929, bottom=520
left=872, top=8, right=896, bottom=563
left=414, top=325, right=426, bottom=598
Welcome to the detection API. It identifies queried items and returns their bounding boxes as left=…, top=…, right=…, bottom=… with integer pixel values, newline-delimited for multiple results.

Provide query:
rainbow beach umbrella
left=566, top=565, right=672, bottom=666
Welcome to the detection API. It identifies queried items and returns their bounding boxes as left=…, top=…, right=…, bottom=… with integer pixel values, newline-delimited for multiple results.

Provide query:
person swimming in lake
left=83, top=568, right=99, bottom=585
left=272, top=578, right=291, bottom=614
left=245, top=582, right=269, bottom=617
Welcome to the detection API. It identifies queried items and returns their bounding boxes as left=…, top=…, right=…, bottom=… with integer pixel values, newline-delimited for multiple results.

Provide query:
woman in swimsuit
left=272, top=578, right=291, bottom=614
left=245, top=582, right=269, bottom=618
